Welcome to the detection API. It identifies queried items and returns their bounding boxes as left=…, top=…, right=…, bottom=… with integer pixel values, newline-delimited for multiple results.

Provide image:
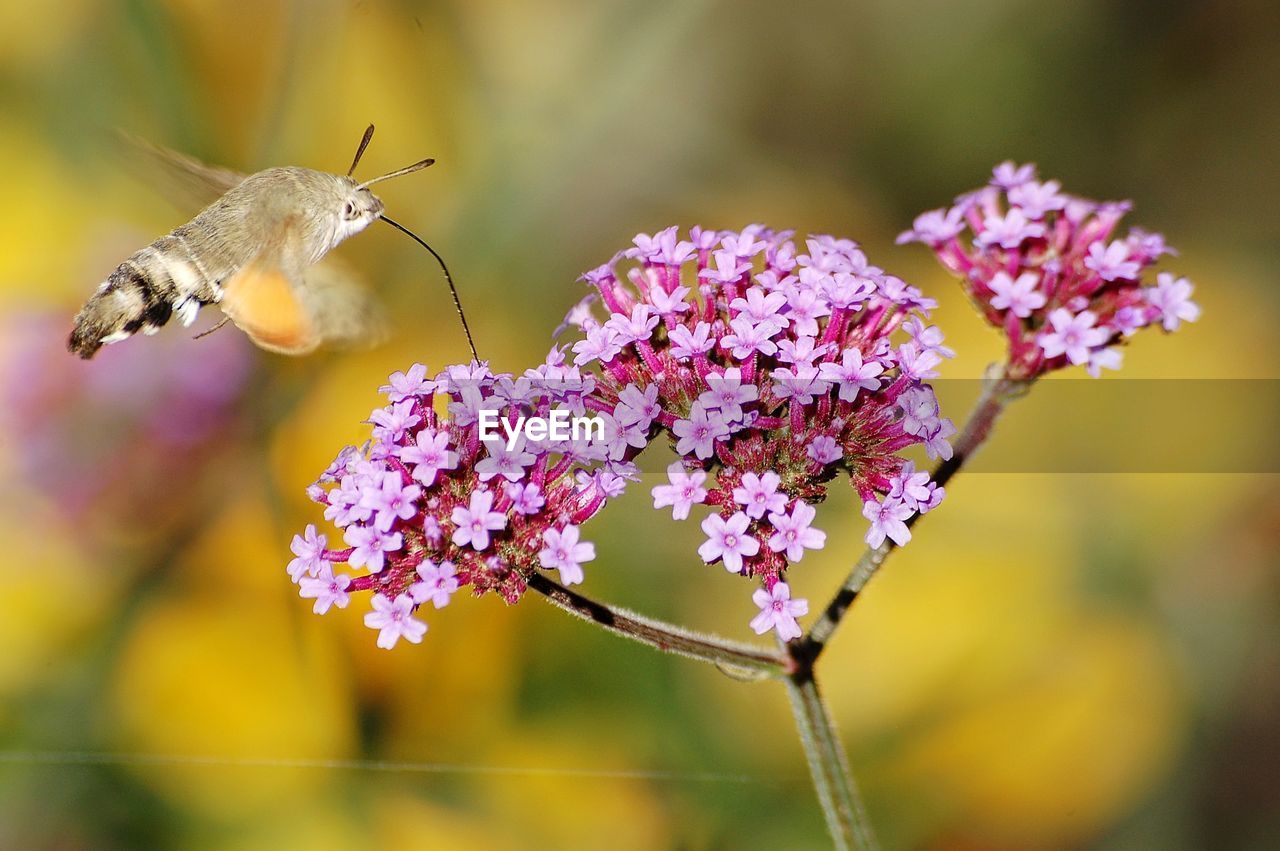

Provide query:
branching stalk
left=797, top=364, right=1031, bottom=661
left=526, top=572, right=789, bottom=679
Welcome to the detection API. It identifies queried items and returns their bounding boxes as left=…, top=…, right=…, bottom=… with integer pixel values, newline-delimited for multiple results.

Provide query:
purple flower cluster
left=562, top=225, right=951, bottom=640
left=288, top=360, right=634, bottom=649
left=290, top=225, right=955, bottom=646
left=899, top=162, right=1199, bottom=378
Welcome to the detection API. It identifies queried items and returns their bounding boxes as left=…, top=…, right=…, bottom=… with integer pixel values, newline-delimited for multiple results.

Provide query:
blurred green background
left=1, top=0, right=1277, bottom=848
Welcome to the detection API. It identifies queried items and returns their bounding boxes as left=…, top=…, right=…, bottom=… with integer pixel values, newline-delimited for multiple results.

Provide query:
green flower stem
left=784, top=664, right=877, bottom=850
left=526, top=572, right=789, bottom=679
left=797, top=364, right=1032, bottom=661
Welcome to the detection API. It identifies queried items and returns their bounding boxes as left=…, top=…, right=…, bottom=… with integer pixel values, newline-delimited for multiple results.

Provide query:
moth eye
left=342, top=201, right=358, bottom=219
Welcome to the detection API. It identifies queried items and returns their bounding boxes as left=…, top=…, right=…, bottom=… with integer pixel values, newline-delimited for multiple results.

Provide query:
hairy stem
left=526, top=572, right=789, bottom=679
left=797, top=364, right=1031, bottom=661
left=785, top=664, right=877, bottom=850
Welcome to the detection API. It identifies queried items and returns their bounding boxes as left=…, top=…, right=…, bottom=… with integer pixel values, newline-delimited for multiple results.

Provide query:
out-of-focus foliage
left=0, top=1, right=1276, bottom=848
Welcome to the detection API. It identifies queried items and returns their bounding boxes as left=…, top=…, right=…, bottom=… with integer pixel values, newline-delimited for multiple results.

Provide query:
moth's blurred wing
left=219, top=254, right=387, bottom=356
left=219, top=260, right=318, bottom=354
left=298, top=258, right=390, bottom=351
left=114, top=131, right=245, bottom=211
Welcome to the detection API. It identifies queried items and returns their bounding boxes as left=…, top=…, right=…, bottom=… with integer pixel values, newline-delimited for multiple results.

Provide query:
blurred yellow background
left=1, top=1, right=1277, bottom=848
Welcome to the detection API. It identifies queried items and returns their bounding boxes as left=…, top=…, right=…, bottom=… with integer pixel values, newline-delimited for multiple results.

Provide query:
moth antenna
left=358, top=158, right=435, bottom=189
left=347, top=124, right=376, bottom=177
left=379, top=214, right=479, bottom=362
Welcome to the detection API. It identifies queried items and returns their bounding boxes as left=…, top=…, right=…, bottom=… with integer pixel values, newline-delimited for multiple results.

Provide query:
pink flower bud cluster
left=562, top=225, right=951, bottom=640
left=287, top=361, right=635, bottom=649
left=898, top=162, right=1199, bottom=379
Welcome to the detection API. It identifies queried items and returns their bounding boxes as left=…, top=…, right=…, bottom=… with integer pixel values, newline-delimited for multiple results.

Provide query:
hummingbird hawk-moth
left=68, top=125, right=476, bottom=360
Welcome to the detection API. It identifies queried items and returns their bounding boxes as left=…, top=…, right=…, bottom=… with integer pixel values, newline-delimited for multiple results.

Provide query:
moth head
left=333, top=123, right=435, bottom=241
left=337, top=180, right=384, bottom=235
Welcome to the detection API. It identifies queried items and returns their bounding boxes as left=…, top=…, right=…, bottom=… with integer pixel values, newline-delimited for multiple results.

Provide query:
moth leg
left=192, top=316, right=232, bottom=341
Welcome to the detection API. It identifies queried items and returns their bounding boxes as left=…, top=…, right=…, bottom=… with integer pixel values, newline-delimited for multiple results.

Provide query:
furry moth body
left=68, top=127, right=441, bottom=359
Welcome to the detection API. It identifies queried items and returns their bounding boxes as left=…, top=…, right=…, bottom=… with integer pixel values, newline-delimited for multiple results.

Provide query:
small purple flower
left=698, top=511, right=761, bottom=574
left=822, top=272, right=877, bottom=309
left=1084, top=240, right=1141, bottom=281
left=398, top=429, right=458, bottom=487
left=1127, top=228, right=1175, bottom=260
left=1038, top=308, right=1109, bottom=365
left=749, top=581, right=808, bottom=641
left=668, top=322, right=716, bottom=360
left=607, top=304, right=660, bottom=345
left=807, top=435, right=841, bottom=465
left=894, top=342, right=943, bottom=381
left=323, top=475, right=369, bottom=527
left=359, top=471, right=423, bottom=532
left=572, top=323, right=624, bottom=366
left=784, top=288, right=831, bottom=338
left=977, top=208, right=1045, bottom=249
left=730, top=287, right=789, bottom=325
left=990, top=161, right=1036, bottom=189
left=539, top=524, right=596, bottom=586
left=652, top=463, right=709, bottom=519
left=287, top=524, right=327, bottom=581
left=445, top=384, right=489, bottom=427
left=364, top=593, right=427, bottom=649
left=902, top=317, right=955, bottom=359
left=506, top=481, right=546, bottom=515
left=817, top=349, right=883, bottom=403
left=555, top=293, right=600, bottom=337
left=450, top=489, right=507, bottom=551
left=771, top=365, right=828, bottom=406
left=1086, top=346, right=1124, bottom=378
left=689, top=225, right=721, bottom=251
left=888, top=461, right=944, bottom=513
left=699, top=367, right=759, bottom=422
left=923, top=418, right=956, bottom=462
left=766, top=501, right=826, bottom=562
left=345, top=524, right=403, bottom=573
left=987, top=271, right=1047, bottom=318
left=318, top=445, right=360, bottom=484
left=862, top=495, right=914, bottom=548
left=721, top=229, right=768, bottom=259
left=379, top=363, right=435, bottom=402
left=733, top=471, right=788, bottom=520
left=1112, top=305, right=1148, bottom=337
left=776, top=336, right=832, bottom=366
left=369, top=400, right=421, bottom=444
left=628, top=226, right=695, bottom=266
left=721, top=315, right=780, bottom=359
left=476, top=440, right=537, bottom=483
left=699, top=249, right=751, bottom=284
left=298, top=567, right=352, bottom=615
left=649, top=284, right=691, bottom=315
left=897, top=385, right=943, bottom=439
left=1008, top=179, right=1067, bottom=219
left=1146, top=272, right=1200, bottom=331
left=410, top=559, right=459, bottom=608
left=673, top=404, right=731, bottom=459
left=897, top=207, right=966, bottom=245
left=615, top=383, right=662, bottom=430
